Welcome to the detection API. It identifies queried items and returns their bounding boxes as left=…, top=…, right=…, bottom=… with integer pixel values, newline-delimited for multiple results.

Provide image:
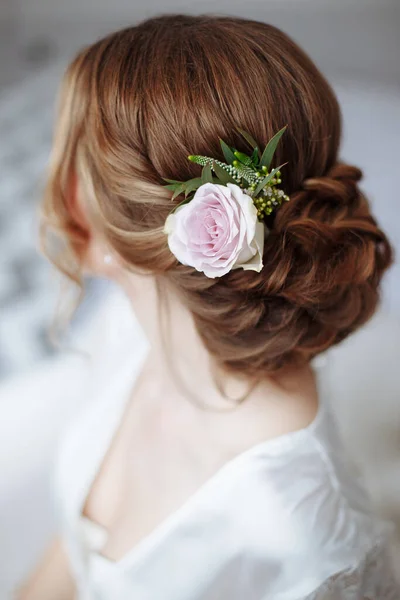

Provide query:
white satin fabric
left=54, top=304, right=398, bottom=600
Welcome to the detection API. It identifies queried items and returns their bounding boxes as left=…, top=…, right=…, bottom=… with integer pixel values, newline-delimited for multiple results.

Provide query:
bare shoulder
left=216, top=364, right=319, bottom=456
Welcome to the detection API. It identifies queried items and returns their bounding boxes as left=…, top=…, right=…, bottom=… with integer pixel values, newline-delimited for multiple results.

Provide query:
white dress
left=53, top=293, right=399, bottom=600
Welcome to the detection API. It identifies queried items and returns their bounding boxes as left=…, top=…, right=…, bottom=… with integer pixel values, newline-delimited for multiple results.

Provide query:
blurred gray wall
left=2, top=0, right=399, bottom=90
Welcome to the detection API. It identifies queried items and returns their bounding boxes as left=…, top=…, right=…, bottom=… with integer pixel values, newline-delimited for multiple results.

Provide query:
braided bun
left=185, top=163, right=392, bottom=377
left=43, top=15, right=393, bottom=378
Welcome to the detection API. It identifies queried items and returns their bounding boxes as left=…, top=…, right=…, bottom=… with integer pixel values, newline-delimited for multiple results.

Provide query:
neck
left=118, top=273, right=257, bottom=408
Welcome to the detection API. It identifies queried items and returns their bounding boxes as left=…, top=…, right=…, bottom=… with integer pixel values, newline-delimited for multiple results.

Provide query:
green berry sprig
left=162, top=126, right=290, bottom=220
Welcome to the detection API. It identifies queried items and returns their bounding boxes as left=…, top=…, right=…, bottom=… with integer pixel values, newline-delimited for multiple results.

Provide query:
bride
left=18, top=13, right=398, bottom=599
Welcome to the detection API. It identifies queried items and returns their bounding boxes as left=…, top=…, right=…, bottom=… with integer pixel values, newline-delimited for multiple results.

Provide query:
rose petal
left=233, top=221, right=265, bottom=273
left=165, top=182, right=264, bottom=278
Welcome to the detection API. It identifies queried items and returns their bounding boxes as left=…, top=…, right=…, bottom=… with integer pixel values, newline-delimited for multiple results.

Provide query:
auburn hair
left=41, top=13, right=393, bottom=377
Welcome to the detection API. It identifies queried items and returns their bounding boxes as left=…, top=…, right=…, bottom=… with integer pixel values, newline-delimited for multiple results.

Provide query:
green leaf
left=164, top=183, right=182, bottom=192
left=212, top=160, right=236, bottom=185
left=162, top=177, right=184, bottom=184
left=260, top=126, right=287, bottom=169
left=171, top=184, right=187, bottom=200
left=253, top=164, right=286, bottom=196
left=251, top=147, right=259, bottom=166
left=236, top=128, right=261, bottom=160
left=219, top=139, right=236, bottom=164
left=201, top=164, right=213, bottom=185
left=184, top=177, right=203, bottom=197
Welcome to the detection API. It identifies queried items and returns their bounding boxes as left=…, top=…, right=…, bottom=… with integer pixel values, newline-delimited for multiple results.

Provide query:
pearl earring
left=103, top=253, right=113, bottom=265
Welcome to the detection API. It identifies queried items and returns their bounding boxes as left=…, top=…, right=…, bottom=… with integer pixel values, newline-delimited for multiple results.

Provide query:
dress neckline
left=76, top=341, right=329, bottom=571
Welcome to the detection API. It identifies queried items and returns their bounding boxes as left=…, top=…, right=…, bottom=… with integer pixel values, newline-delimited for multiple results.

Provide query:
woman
left=19, top=13, right=398, bottom=599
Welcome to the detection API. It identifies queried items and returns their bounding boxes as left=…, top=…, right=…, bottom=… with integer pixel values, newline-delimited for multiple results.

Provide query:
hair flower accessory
left=163, top=127, right=289, bottom=279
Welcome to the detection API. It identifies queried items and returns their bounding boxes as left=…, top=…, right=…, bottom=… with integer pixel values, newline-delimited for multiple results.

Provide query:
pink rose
left=164, top=183, right=264, bottom=278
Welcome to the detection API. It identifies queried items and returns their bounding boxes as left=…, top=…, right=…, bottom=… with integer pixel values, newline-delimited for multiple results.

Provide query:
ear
left=67, top=172, right=123, bottom=279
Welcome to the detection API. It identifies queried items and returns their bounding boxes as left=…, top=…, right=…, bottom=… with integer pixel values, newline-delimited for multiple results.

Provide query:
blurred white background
left=0, top=0, right=399, bottom=597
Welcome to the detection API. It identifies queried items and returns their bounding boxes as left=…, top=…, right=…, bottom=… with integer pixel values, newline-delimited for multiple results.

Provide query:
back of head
left=42, top=13, right=393, bottom=377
